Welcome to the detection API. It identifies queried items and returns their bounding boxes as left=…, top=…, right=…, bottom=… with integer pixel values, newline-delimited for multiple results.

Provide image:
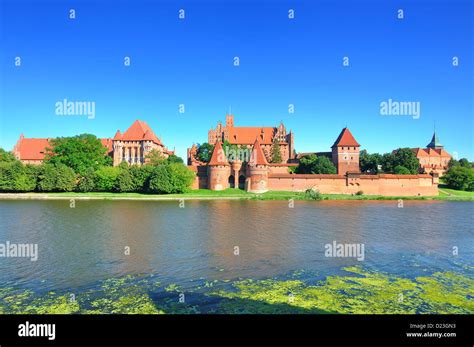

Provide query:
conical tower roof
left=427, top=132, right=443, bottom=148
left=208, top=140, right=229, bottom=166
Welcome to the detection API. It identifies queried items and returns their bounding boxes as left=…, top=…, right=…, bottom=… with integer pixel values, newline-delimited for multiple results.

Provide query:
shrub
left=115, top=168, right=135, bottom=192
left=393, top=165, right=411, bottom=175
left=148, top=164, right=195, bottom=194
left=304, top=188, right=322, bottom=200
left=0, top=161, right=37, bottom=192
left=296, top=155, right=337, bottom=174
left=93, top=167, right=120, bottom=191
left=129, top=165, right=155, bottom=192
left=37, top=164, right=76, bottom=192
left=355, top=190, right=364, bottom=195
left=443, top=166, right=474, bottom=191
left=77, top=168, right=95, bottom=192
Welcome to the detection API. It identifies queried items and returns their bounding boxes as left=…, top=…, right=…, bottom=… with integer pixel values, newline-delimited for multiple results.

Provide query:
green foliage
left=129, top=165, right=155, bottom=192
left=148, top=163, right=195, bottom=194
left=145, top=149, right=167, bottom=166
left=304, top=188, right=322, bottom=200
left=270, top=138, right=282, bottom=163
left=393, top=165, right=411, bottom=174
left=166, top=154, right=184, bottom=164
left=382, top=148, right=419, bottom=174
left=449, top=158, right=472, bottom=169
left=359, top=150, right=382, bottom=173
left=37, top=164, right=76, bottom=192
left=443, top=166, right=474, bottom=191
left=77, top=168, right=95, bottom=192
left=93, top=167, right=120, bottom=191
left=0, top=148, right=17, bottom=162
left=355, top=190, right=364, bottom=195
left=114, top=168, right=135, bottom=192
left=0, top=161, right=37, bottom=192
left=197, top=143, right=214, bottom=163
left=46, top=134, right=111, bottom=175
left=296, top=154, right=337, bottom=174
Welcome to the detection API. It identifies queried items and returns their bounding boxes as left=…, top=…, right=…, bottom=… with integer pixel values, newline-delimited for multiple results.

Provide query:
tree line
left=0, top=135, right=195, bottom=193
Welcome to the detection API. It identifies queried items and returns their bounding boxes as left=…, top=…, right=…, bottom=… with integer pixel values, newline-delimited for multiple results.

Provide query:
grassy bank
left=0, top=188, right=473, bottom=201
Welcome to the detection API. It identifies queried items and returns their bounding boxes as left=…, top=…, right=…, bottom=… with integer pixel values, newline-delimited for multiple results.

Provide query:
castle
left=11, top=115, right=450, bottom=196
left=13, top=120, right=174, bottom=166
left=187, top=115, right=443, bottom=196
left=407, top=132, right=452, bottom=176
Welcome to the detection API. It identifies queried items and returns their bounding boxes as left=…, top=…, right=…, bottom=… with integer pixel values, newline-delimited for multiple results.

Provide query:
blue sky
left=1, top=0, right=472, bottom=160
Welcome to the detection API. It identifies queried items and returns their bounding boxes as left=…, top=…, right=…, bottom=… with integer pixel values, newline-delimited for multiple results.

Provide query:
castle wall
left=267, top=174, right=438, bottom=196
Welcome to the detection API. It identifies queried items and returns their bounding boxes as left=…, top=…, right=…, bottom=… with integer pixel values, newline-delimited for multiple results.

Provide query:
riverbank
left=0, top=188, right=473, bottom=201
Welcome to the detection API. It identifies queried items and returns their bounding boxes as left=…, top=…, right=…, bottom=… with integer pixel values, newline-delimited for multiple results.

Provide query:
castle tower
left=247, top=137, right=269, bottom=193
left=426, top=132, right=444, bottom=149
left=226, top=114, right=234, bottom=127
left=112, top=130, right=123, bottom=166
left=331, top=127, right=360, bottom=175
left=207, top=140, right=231, bottom=190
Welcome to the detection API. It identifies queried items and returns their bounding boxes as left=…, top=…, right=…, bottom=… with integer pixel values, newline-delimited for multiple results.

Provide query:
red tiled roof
left=100, top=138, right=113, bottom=154
left=14, top=136, right=113, bottom=161
left=227, top=127, right=275, bottom=145
left=113, top=130, right=122, bottom=140
left=249, top=137, right=268, bottom=166
left=121, top=120, right=162, bottom=145
left=14, top=138, right=51, bottom=160
left=409, top=148, right=451, bottom=158
left=208, top=141, right=229, bottom=166
left=332, top=128, right=360, bottom=147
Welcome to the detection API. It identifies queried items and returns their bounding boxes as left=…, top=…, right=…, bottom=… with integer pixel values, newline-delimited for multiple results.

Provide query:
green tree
left=443, top=166, right=474, bottom=191
left=166, top=154, right=184, bottom=164
left=129, top=165, right=155, bottom=192
left=270, top=138, right=282, bottom=163
left=0, top=161, right=37, bottom=192
left=148, top=163, right=195, bottom=194
left=0, top=148, right=17, bottom=163
left=394, top=165, right=411, bottom=174
left=114, top=168, right=135, bottom=192
left=296, top=155, right=337, bottom=174
left=37, top=164, right=76, bottom=192
left=93, top=167, right=120, bottom=191
left=197, top=143, right=214, bottom=163
left=382, top=148, right=419, bottom=174
left=449, top=158, right=472, bottom=169
left=46, top=134, right=111, bottom=175
left=360, top=150, right=382, bottom=173
left=145, top=149, right=167, bottom=166
left=77, top=168, right=96, bottom=192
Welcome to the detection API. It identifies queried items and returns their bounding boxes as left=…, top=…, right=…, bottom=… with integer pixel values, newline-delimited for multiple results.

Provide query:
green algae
left=205, top=267, right=473, bottom=314
left=0, top=267, right=472, bottom=314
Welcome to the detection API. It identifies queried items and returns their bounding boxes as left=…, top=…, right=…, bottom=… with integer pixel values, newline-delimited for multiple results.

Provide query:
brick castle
left=12, top=115, right=450, bottom=196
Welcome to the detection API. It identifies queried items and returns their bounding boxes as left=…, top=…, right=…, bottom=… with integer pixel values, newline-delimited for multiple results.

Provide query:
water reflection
left=0, top=200, right=472, bottom=291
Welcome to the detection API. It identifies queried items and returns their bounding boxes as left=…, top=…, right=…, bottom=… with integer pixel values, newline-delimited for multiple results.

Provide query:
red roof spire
left=332, top=127, right=360, bottom=147
left=249, top=137, right=268, bottom=166
left=208, top=140, right=229, bottom=166
left=121, top=120, right=162, bottom=144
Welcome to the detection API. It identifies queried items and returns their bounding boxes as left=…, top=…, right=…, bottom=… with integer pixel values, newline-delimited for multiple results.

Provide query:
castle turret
left=207, top=140, right=231, bottom=190
left=427, top=132, right=443, bottom=149
left=331, top=127, right=360, bottom=175
left=247, top=137, right=269, bottom=193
